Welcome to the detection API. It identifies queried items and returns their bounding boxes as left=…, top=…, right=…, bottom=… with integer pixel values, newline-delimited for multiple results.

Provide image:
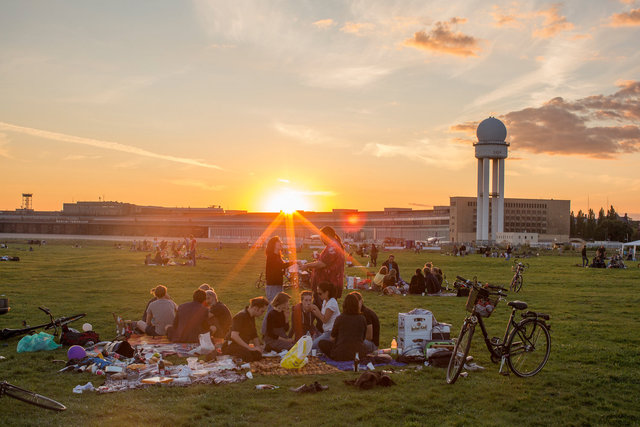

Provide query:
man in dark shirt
left=205, top=290, right=232, bottom=347
left=351, top=292, right=380, bottom=353
left=382, top=255, right=400, bottom=280
left=167, top=289, right=209, bottom=343
left=290, top=291, right=318, bottom=341
left=222, top=296, right=268, bottom=362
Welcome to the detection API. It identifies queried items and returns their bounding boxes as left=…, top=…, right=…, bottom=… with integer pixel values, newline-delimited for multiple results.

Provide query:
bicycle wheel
left=3, top=382, right=66, bottom=411
left=506, top=318, right=550, bottom=377
left=512, top=275, right=523, bottom=293
left=446, top=320, right=474, bottom=384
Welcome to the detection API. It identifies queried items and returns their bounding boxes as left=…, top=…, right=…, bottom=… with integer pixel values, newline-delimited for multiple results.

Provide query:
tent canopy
left=621, top=240, right=640, bottom=247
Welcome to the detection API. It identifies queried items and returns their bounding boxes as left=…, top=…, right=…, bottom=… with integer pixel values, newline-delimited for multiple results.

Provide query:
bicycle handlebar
left=455, top=276, right=508, bottom=294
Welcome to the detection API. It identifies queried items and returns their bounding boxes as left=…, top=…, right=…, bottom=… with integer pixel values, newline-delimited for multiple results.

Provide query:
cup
left=187, top=357, right=198, bottom=369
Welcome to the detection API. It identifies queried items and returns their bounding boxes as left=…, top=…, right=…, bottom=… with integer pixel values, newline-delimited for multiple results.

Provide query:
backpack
left=60, top=326, right=100, bottom=347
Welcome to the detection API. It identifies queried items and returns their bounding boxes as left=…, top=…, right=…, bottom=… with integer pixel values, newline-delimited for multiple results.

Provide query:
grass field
left=1, top=239, right=639, bottom=426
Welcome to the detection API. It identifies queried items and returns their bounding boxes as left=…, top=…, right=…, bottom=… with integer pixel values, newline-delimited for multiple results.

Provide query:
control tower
left=474, top=117, right=509, bottom=243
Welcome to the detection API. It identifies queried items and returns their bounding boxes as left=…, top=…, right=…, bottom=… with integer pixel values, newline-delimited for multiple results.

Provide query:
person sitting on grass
left=318, top=293, right=368, bottom=361
left=423, top=264, right=442, bottom=295
left=372, top=266, right=387, bottom=291
left=311, top=281, right=340, bottom=349
left=205, top=290, right=232, bottom=348
left=409, top=269, right=426, bottom=294
left=290, top=290, right=318, bottom=341
left=263, top=292, right=294, bottom=352
left=352, top=291, right=380, bottom=353
left=136, top=285, right=177, bottom=336
left=222, top=296, right=268, bottom=362
left=167, top=289, right=210, bottom=343
left=383, top=268, right=397, bottom=288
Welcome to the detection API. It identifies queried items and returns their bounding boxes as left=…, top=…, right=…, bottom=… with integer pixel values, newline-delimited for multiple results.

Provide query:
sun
left=264, top=188, right=311, bottom=213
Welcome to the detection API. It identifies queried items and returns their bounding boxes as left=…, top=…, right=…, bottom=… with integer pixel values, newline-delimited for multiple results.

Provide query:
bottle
left=390, top=338, right=398, bottom=358
left=354, top=352, right=360, bottom=372
left=158, top=357, right=165, bottom=376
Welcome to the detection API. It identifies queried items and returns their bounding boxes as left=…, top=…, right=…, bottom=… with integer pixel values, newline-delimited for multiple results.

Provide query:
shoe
left=313, top=381, right=328, bottom=391
left=290, top=383, right=316, bottom=393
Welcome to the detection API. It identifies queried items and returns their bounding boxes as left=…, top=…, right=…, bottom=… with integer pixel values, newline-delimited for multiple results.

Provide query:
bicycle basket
left=466, top=287, right=500, bottom=317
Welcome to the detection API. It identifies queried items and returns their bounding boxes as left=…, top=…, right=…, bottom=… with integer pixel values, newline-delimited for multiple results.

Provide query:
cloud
left=408, top=202, right=434, bottom=208
left=533, top=5, right=574, bottom=38
left=0, top=121, right=223, bottom=170
left=403, top=18, right=481, bottom=57
left=273, top=122, right=342, bottom=146
left=169, top=179, right=226, bottom=192
left=361, top=137, right=472, bottom=169
left=312, top=19, right=336, bottom=29
left=491, top=5, right=525, bottom=29
left=452, top=81, right=640, bottom=158
left=298, top=190, right=337, bottom=197
left=64, top=154, right=102, bottom=161
left=0, top=133, right=12, bottom=158
left=277, top=178, right=290, bottom=183
left=610, top=8, right=640, bottom=26
left=340, top=22, right=375, bottom=35
left=303, top=66, right=392, bottom=89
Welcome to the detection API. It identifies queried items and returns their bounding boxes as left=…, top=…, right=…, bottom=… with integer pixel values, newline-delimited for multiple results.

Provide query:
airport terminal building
left=0, top=197, right=569, bottom=245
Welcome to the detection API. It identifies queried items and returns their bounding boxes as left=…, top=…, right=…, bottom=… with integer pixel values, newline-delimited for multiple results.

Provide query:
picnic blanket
left=318, top=355, right=406, bottom=371
left=127, top=334, right=199, bottom=357
left=251, top=356, right=341, bottom=376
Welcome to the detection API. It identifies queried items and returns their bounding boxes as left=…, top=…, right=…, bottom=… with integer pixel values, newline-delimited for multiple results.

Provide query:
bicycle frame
left=472, top=306, right=520, bottom=364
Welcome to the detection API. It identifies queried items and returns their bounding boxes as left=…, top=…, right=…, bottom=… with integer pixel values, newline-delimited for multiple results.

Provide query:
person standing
left=303, top=226, right=345, bottom=305
left=581, top=245, right=589, bottom=267
left=263, top=236, right=293, bottom=334
left=370, top=243, right=379, bottom=267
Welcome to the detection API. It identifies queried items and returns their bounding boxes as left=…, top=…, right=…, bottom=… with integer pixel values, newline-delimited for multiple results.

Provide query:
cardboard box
left=431, top=323, right=451, bottom=340
left=398, top=335, right=430, bottom=351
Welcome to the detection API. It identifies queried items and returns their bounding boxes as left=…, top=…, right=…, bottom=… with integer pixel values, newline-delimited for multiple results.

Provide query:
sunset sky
left=1, top=1, right=639, bottom=216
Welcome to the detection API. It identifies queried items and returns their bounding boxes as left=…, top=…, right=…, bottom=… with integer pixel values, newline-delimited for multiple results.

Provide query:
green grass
left=1, top=240, right=639, bottom=426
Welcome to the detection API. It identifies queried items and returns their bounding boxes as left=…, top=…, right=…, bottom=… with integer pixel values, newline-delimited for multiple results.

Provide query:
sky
left=1, top=0, right=640, bottom=216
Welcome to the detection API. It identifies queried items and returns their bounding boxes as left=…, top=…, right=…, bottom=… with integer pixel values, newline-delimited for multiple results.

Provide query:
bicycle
left=0, top=381, right=66, bottom=411
left=446, top=275, right=551, bottom=384
left=0, top=306, right=85, bottom=341
left=510, top=261, right=529, bottom=293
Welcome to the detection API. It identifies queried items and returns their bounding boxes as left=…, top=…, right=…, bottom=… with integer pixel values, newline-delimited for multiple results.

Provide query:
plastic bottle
left=354, top=352, right=360, bottom=372
left=158, top=357, right=165, bottom=376
left=390, top=338, right=398, bottom=358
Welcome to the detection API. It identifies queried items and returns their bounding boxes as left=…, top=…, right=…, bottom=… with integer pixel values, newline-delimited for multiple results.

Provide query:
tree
left=575, top=210, right=586, bottom=237
left=570, top=211, right=576, bottom=237
left=607, top=205, right=618, bottom=220
left=597, top=208, right=606, bottom=226
left=586, top=209, right=597, bottom=239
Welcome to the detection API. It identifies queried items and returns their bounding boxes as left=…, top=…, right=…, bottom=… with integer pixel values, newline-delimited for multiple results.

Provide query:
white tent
left=621, top=240, right=640, bottom=261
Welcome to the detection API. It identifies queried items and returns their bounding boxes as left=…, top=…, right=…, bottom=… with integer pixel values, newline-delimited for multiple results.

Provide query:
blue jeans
left=262, top=285, right=283, bottom=335
left=312, top=330, right=332, bottom=350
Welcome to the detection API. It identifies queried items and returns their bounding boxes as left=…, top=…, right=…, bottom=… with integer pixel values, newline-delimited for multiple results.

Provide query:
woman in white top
left=311, top=281, right=340, bottom=349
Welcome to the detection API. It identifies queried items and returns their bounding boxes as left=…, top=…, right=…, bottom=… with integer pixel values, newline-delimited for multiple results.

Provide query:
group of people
left=143, top=235, right=198, bottom=267
left=408, top=263, right=444, bottom=295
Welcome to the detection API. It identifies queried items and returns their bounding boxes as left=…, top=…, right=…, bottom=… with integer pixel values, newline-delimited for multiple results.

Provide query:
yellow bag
left=280, top=335, right=312, bottom=369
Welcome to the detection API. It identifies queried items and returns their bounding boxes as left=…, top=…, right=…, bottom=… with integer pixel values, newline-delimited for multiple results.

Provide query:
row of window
left=467, top=201, right=548, bottom=209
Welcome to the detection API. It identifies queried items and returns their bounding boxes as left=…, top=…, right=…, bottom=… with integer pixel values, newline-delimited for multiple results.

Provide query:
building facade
left=449, top=196, right=570, bottom=244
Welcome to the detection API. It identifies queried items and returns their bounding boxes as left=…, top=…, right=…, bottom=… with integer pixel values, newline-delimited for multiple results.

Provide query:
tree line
left=570, top=205, right=639, bottom=242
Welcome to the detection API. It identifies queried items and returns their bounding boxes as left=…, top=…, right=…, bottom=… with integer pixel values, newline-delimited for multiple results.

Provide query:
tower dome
left=476, top=117, right=507, bottom=143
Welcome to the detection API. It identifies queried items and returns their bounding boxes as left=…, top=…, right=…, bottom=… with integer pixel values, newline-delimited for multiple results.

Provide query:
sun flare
left=264, top=188, right=312, bottom=213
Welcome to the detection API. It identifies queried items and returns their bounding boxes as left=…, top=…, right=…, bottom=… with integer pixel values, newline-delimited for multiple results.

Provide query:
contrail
left=0, top=121, right=222, bottom=170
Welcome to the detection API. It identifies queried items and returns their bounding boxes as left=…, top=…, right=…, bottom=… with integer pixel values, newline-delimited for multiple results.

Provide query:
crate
left=398, top=312, right=433, bottom=340
left=465, top=287, right=500, bottom=317
left=398, top=335, right=430, bottom=351
left=431, top=323, right=451, bottom=340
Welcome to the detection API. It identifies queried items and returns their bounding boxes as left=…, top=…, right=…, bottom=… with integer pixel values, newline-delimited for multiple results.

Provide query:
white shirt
left=321, top=298, right=340, bottom=332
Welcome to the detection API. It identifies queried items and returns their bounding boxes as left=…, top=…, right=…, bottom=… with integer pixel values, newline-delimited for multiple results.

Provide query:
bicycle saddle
left=507, top=301, right=528, bottom=310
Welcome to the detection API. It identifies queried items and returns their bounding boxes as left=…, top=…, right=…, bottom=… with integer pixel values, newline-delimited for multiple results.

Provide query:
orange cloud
left=340, top=22, right=375, bottom=35
left=610, top=8, right=640, bottom=26
left=491, top=5, right=525, bottom=29
left=313, top=19, right=336, bottom=29
left=451, top=81, right=640, bottom=159
left=404, top=18, right=481, bottom=57
left=533, top=5, right=574, bottom=38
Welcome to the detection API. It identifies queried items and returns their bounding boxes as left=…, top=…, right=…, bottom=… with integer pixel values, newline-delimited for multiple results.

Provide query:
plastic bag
left=17, top=332, right=61, bottom=353
left=198, top=332, right=215, bottom=353
left=280, top=335, right=312, bottom=369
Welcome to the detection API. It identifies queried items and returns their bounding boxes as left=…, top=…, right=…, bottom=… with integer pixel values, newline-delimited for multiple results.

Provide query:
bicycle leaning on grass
left=510, top=261, right=529, bottom=293
left=0, top=306, right=85, bottom=341
left=0, top=381, right=66, bottom=411
left=446, top=276, right=551, bottom=384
